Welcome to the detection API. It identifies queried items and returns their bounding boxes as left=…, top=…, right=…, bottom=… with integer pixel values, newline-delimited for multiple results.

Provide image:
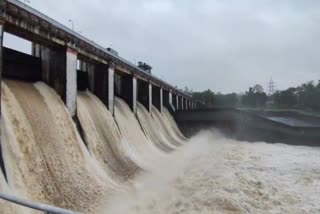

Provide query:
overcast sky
left=4, top=0, right=320, bottom=93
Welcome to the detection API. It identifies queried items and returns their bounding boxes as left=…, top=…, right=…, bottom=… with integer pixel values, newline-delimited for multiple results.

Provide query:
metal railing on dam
left=0, top=192, right=80, bottom=214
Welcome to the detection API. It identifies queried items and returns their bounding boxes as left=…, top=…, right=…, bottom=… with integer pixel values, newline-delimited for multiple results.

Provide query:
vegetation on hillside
left=186, top=81, right=320, bottom=113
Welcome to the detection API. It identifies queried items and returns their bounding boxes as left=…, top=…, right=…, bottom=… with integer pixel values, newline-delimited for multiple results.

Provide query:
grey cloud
left=5, top=0, right=320, bottom=93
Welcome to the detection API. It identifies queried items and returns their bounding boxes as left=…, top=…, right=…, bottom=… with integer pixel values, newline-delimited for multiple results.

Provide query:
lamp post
left=68, top=19, right=74, bottom=31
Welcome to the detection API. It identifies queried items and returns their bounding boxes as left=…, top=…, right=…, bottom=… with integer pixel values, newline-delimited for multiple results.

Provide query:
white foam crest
left=100, top=130, right=320, bottom=214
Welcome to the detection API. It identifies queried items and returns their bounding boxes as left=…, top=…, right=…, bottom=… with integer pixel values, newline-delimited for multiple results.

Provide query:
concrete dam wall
left=176, top=108, right=320, bottom=147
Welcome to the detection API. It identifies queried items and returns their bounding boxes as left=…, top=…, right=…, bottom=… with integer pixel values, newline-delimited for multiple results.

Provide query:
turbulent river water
left=102, top=131, right=320, bottom=214
left=1, top=80, right=320, bottom=213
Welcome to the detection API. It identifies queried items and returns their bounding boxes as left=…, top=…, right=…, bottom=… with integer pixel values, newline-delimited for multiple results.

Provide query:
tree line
left=187, top=80, right=320, bottom=112
left=273, top=81, right=320, bottom=111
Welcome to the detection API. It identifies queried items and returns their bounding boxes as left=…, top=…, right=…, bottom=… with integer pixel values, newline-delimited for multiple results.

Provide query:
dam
left=1, top=0, right=320, bottom=214
left=0, top=0, right=195, bottom=212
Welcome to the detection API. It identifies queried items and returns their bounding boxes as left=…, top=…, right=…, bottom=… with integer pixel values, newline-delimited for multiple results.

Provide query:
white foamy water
left=151, top=106, right=185, bottom=147
left=101, top=130, right=320, bottom=214
left=162, top=107, right=188, bottom=142
left=114, top=97, right=164, bottom=169
left=77, top=91, right=140, bottom=180
left=1, top=80, right=113, bottom=213
left=137, top=103, right=176, bottom=152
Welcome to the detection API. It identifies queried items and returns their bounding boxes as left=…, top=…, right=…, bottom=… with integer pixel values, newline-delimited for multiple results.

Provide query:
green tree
left=296, top=81, right=320, bottom=111
left=271, top=80, right=320, bottom=112
left=192, top=89, right=215, bottom=106
left=241, top=87, right=267, bottom=107
left=274, top=87, right=298, bottom=108
left=214, top=93, right=239, bottom=107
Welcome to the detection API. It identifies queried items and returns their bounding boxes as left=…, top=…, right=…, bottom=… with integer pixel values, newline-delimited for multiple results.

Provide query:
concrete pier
left=132, top=76, right=137, bottom=114
left=87, top=63, right=114, bottom=114
left=185, top=98, right=188, bottom=110
left=176, top=95, right=179, bottom=111
left=182, top=97, right=184, bottom=109
left=31, top=43, right=41, bottom=57
left=181, top=97, right=184, bottom=110
left=0, top=20, right=3, bottom=117
left=169, top=91, right=176, bottom=112
left=107, top=66, right=115, bottom=115
left=172, top=93, right=177, bottom=111
left=65, top=47, right=78, bottom=116
left=148, top=83, right=152, bottom=112
left=76, top=60, right=114, bottom=115
left=38, top=45, right=78, bottom=116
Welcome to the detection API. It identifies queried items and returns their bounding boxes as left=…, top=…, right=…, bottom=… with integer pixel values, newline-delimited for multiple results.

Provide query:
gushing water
left=1, top=80, right=320, bottom=214
left=100, top=130, right=320, bottom=214
left=1, top=80, right=112, bottom=213
left=0, top=170, right=33, bottom=213
left=137, top=103, right=175, bottom=152
left=77, top=91, right=139, bottom=180
left=151, top=106, right=185, bottom=146
left=162, top=107, right=188, bottom=142
left=114, top=97, right=164, bottom=169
